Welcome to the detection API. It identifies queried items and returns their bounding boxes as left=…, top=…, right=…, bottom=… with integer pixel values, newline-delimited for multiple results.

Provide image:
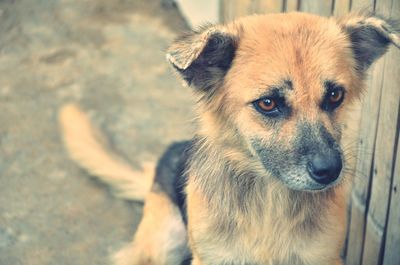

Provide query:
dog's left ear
left=339, top=13, right=400, bottom=72
left=166, top=26, right=238, bottom=92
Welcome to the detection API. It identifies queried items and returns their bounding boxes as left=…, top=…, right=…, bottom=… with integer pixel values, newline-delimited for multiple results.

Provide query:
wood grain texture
left=383, top=145, right=400, bottom=265
left=285, top=0, right=299, bottom=11
left=345, top=59, right=386, bottom=265
left=233, top=0, right=254, bottom=17
left=220, top=0, right=234, bottom=22
left=374, top=0, right=393, bottom=14
left=381, top=24, right=400, bottom=251
left=344, top=65, right=382, bottom=265
left=346, top=195, right=368, bottom=265
left=221, top=0, right=253, bottom=22
left=351, top=0, right=375, bottom=10
left=299, top=0, right=334, bottom=15
left=362, top=0, right=399, bottom=264
left=333, top=0, right=351, bottom=15
left=256, top=0, right=284, bottom=13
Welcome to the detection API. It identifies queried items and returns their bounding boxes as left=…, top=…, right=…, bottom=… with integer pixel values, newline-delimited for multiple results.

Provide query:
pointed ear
left=166, top=26, right=238, bottom=92
left=339, top=12, right=400, bottom=72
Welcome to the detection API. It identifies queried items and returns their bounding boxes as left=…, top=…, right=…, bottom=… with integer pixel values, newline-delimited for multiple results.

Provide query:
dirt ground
left=0, top=1, right=195, bottom=264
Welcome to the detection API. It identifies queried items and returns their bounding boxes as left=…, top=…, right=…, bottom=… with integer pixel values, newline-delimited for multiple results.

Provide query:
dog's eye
left=328, top=88, right=344, bottom=104
left=253, top=98, right=280, bottom=116
left=258, top=98, right=276, bottom=111
left=322, top=85, right=345, bottom=111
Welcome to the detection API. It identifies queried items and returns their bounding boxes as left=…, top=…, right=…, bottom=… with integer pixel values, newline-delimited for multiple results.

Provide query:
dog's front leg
left=113, top=190, right=189, bottom=265
left=190, top=256, right=203, bottom=265
left=334, top=259, right=343, bottom=265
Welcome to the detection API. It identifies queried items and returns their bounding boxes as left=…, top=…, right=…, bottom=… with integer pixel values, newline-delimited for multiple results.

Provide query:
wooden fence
left=219, top=1, right=400, bottom=264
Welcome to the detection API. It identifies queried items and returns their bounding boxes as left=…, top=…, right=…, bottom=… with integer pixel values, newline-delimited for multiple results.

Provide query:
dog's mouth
left=262, top=166, right=343, bottom=192
left=253, top=146, right=344, bottom=192
left=267, top=158, right=344, bottom=192
left=250, top=130, right=344, bottom=192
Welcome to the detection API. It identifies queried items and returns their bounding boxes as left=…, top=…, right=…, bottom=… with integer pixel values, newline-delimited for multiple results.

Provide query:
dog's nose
left=307, top=153, right=342, bottom=185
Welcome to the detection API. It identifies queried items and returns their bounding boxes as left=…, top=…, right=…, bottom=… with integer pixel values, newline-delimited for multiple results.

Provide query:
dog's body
left=60, top=12, right=399, bottom=265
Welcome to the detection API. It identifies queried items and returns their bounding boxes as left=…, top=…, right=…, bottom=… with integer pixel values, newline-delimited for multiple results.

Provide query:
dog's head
left=167, top=12, right=399, bottom=191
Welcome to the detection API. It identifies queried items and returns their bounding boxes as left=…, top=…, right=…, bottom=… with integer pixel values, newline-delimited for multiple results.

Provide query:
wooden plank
left=220, top=0, right=253, bottom=21
left=220, top=0, right=233, bottom=22
left=299, top=0, right=333, bottom=16
left=233, top=0, right=254, bottom=18
left=345, top=1, right=388, bottom=263
left=341, top=202, right=353, bottom=260
left=362, top=0, right=399, bottom=263
left=256, top=0, right=284, bottom=13
left=351, top=0, right=375, bottom=10
left=362, top=56, right=399, bottom=264
left=346, top=193, right=369, bottom=265
left=383, top=144, right=400, bottom=265
left=344, top=58, right=385, bottom=265
left=381, top=13, right=400, bottom=251
left=219, top=0, right=227, bottom=23
left=374, top=0, right=393, bottom=14
left=333, top=0, right=351, bottom=15
left=346, top=0, right=394, bottom=265
left=285, top=0, right=299, bottom=12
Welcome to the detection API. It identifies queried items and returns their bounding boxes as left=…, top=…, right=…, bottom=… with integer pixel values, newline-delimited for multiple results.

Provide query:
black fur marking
left=151, top=140, right=193, bottom=224
left=251, top=139, right=290, bottom=178
left=344, top=15, right=400, bottom=72
left=295, top=122, right=338, bottom=158
left=348, top=25, right=390, bottom=71
left=169, top=30, right=237, bottom=93
left=284, top=79, right=293, bottom=90
left=180, top=256, right=192, bottom=265
left=251, top=123, right=340, bottom=176
left=181, top=32, right=236, bottom=91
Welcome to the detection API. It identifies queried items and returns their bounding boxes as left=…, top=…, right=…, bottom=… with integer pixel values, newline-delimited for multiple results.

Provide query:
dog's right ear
left=339, top=13, right=400, bottom=72
left=167, top=26, right=238, bottom=92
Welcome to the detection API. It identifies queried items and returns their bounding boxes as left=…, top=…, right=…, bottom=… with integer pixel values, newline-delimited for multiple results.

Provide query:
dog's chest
left=199, top=217, right=342, bottom=265
left=188, top=189, right=345, bottom=265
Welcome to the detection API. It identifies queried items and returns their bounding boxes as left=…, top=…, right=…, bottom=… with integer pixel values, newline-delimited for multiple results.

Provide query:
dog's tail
left=58, top=103, right=155, bottom=201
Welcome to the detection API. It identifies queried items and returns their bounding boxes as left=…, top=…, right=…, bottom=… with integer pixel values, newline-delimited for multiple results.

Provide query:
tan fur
left=114, top=190, right=189, bottom=265
left=203, top=13, right=362, bottom=148
left=183, top=13, right=382, bottom=265
left=186, top=178, right=349, bottom=265
left=59, top=104, right=155, bottom=201
left=60, top=11, right=399, bottom=265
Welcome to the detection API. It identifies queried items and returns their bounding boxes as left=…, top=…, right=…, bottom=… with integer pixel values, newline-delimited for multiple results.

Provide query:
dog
left=59, top=11, right=399, bottom=265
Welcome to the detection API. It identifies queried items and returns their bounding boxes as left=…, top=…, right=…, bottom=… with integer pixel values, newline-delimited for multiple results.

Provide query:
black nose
left=307, top=153, right=342, bottom=185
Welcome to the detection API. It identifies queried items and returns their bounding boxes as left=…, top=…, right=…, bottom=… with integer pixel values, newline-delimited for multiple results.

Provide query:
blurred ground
left=0, top=1, right=195, bottom=264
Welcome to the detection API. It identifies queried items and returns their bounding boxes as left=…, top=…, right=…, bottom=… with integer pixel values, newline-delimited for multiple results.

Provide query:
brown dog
left=60, top=11, right=399, bottom=265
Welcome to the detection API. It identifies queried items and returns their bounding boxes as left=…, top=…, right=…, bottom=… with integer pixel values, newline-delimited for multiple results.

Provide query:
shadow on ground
left=0, top=1, right=194, bottom=264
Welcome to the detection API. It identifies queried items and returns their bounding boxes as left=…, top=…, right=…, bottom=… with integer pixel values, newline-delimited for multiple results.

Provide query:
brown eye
left=321, top=84, right=345, bottom=112
left=257, top=98, right=276, bottom=112
left=329, top=88, right=344, bottom=103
